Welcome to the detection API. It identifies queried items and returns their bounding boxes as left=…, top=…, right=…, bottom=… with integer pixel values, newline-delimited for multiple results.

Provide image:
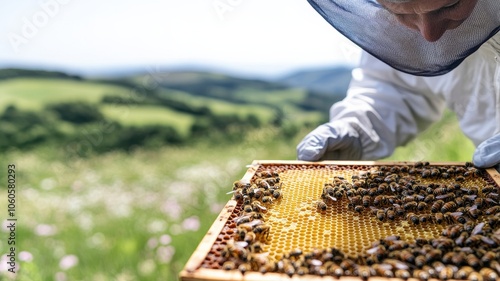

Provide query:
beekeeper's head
left=378, top=0, right=479, bottom=42
left=307, top=0, right=499, bottom=76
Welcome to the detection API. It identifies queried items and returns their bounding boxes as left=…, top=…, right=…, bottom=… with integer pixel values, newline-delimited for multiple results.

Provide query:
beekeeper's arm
left=297, top=52, right=446, bottom=161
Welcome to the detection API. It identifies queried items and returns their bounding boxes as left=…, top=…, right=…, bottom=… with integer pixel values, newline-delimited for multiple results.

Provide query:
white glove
left=297, top=121, right=362, bottom=161
left=473, top=133, right=500, bottom=171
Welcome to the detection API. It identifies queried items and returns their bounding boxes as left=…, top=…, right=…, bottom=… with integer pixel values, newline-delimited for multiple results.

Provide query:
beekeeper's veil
left=308, top=0, right=500, bottom=76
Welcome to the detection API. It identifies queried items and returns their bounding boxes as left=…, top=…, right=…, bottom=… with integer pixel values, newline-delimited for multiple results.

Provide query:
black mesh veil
left=308, top=0, right=500, bottom=76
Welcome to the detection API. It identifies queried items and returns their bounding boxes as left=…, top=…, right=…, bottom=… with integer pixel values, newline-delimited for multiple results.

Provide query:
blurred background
left=0, top=0, right=474, bottom=280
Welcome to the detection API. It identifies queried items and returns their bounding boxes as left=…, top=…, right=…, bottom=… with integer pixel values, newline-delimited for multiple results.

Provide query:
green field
left=0, top=75, right=478, bottom=281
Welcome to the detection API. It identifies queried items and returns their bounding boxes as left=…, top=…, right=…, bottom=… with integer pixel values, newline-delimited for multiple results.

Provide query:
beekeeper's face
left=377, top=0, right=479, bottom=42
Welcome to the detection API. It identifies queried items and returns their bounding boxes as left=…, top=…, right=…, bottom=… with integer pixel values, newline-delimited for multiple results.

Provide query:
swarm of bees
left=221, top=169, right=281, bottom=274
left=217, top=163, right=500, bottom=280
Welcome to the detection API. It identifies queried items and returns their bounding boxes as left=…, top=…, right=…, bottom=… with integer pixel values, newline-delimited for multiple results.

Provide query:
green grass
left=0, top=78, right=131, bottom=111
left=101, top=105, right=196, bottom=136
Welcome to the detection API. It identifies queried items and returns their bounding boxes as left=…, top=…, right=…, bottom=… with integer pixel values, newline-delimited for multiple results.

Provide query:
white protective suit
left=297, top=32, right=500, bottom=167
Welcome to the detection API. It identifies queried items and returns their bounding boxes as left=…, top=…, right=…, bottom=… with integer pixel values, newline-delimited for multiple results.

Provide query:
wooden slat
left=252, top=160, right=469, bottom=166
left=180, top=267, right=459, bottom=281
left=180, top=164, right=261, bottom=280
left=485, top=167, right=500, bottom=186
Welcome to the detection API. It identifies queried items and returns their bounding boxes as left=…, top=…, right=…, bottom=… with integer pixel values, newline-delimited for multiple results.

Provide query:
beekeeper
left=297, top=0, right=500, bottom=170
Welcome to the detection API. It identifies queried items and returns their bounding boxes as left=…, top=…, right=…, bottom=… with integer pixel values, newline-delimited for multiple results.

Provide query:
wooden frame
left=179, top=161, right=500, bottom=281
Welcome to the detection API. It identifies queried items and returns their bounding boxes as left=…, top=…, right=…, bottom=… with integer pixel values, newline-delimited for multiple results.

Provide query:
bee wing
left=471, top=222, right=485, bottom=235
left=235, top=241, right=249, bottom=248
left=366, top=246, right=382, bottom=255
left=326, top=194, right=337, bottom=201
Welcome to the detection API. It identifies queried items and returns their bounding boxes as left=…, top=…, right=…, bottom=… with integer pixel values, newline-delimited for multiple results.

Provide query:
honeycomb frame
left=179, top=160, right=500, bottom=281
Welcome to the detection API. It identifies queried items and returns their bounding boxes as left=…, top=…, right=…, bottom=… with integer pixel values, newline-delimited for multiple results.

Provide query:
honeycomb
left=195, top=163, right=500, bottom=280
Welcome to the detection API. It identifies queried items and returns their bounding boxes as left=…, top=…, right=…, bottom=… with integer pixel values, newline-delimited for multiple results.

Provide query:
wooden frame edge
left=251, top=160, right=469, bottom=166
left=180, top=164, right=262, bottom=280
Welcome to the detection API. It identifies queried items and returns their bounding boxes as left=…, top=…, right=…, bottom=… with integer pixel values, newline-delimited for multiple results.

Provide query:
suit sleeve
left=330, top=52, right=447, bottom=159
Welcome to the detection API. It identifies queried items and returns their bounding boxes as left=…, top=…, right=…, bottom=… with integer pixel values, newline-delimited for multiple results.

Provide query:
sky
left=0, top=0, right=361, bottom=78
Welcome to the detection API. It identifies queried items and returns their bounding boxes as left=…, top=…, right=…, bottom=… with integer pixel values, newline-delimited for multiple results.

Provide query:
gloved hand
left=472, top=133, right=500, bottom=172
left=297, top=121, right=362, bottom=161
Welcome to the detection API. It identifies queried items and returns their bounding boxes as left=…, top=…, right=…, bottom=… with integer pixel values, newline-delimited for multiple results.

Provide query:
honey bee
left=417, top=201, right=428, bottom=211
left=468, top=272, right=484, bottom=281
left=419, top=214, right=432, bottom=223
left=441, top=172, right=450, bottom=179
left=439, top=265, right=457, bottom=280
left=467, top=205, right=482, bottom=219
left=463, top=194, right=478, bottom=203
left=414, top=255, right=426, bottom=267
left=480, top=268, right=499, bottom=281
left=433, top=238, right=455, bottom=250
left=233, top=189, right=244, bottom=201
left=243, top=204, right=253, bottom=213
left=403, top=201, right=417, bottom=211
left=490, top=261, right=500, bottom=276
left=372, top=264, right=394, bottom=278
left=251, top=201, right=267, bottom=213
left=398, top=250, right=415, bottom=263
left=455, top=231, right=469, bottom=246
left=421, top=169, right=431, bottom=178
left=407, top=212, right=419, bottom=225
left=395, top=269, right=411, bottom=280
left=434, top=212, right=444, bottom=224
left=316, top=200, right=327, bottom=211
left=222, top=240, right=249, bottom=261
left=243, top=231, right=256, bottom=243
left=393, top=204, right=405, bottom=216
left=349, top=195, right=362, bottom=205
left=261, top=196, right=273, bottom=204
left=253, top=224, right=270, bottom=240
left=286, top=248, right=302, bottom=259
left=354, top=205, right=364, bottom=213
left=373, top=195, right=386, bottom=206
left=455, top=266, right=475, bottom=280
left=431, top=200, right=445, bottom=213
left=258, top=260, right=276, bottom=273
left=455, top=175, right=466, bottom=182
left=482, top=185, right=496, bottom=194
left=340, top=259, right=356, bottom=270
left=466, top=253, right=481, bottom=269
left=249, top=241, right=263, bottom=253
left=430, top=168, right=441, bottom=177
left=425, top=249, right=443, bottom=263
left=413, top=269, right=431, bottom=281
left=376, top=209, right=386, bottom=221
left=424, top=194, right=435, bottom=203
left=362, top=195, right=371, bottom=207
left=283, top=262, right=295, bottom=277
left=238, top=262, right=252, bottom=275
left=485, top=206, right=500, bottom=215
left=235, top=214, right=253, bottom=225
left=433, top=186, right=448, bottom=195
left=480, top=251, right=497, bottom=264
left=272, top=189, right=282, bottom=199
left=223, top=260, right=236, bottom=270
left=295, top=266, right=308, bottom=276
left=355, top=265, right=375, bottom=280
left=441, top=201, right=457, bottom=213
left=328, top=264, right=344, bottom=278
left=436, top=192, right=456, bottom=201
left=385, top=208, right=395, bottom=220
left=243, top=195, right=251, bottom=205
left=251, top=188, right=264, bottom=199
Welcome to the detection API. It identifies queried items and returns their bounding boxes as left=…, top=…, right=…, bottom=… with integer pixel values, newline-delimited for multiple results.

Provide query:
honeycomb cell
left=198, top=163, right=500, bottom=278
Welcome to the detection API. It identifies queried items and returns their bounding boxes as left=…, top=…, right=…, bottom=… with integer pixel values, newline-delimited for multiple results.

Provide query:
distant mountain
left=277, top=66, right=353, bottom=97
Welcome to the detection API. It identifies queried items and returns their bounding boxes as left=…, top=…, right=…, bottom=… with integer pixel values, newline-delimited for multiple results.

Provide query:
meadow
left=0, top=73, right=476, bottom=281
